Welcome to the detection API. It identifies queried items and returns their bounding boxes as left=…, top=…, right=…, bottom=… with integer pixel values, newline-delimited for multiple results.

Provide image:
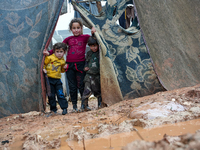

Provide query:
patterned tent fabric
left=72, top=0, right=165, bottom=106
left=0, top=0, right=63, bottom=117
left=133, top=0, right=200, bottom=90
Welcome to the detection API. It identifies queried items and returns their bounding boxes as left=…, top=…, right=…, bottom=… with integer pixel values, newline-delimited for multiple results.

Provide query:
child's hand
left=43, top=49, right=49, bottom=56
left=84, top=67, right=89, bottom=71
left=63, top=64, right=68, bottom=69
left=43, top=69, right=47, bottom=73
left=91, top=27, right=96, bottom=34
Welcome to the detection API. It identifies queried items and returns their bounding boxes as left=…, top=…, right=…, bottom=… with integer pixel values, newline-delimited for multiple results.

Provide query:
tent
left=0, top=0, right=199, bottom=117
left=0, top=0, right=64, bottom=117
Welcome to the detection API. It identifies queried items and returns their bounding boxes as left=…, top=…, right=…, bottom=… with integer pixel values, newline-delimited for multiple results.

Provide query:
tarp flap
left=133, top=0, right=200, bottom=90
left=72, top=0, right=165, bottom=105
left=61, top=0, right=68, bottom=15
left=0, top=0, right=64, bottom=117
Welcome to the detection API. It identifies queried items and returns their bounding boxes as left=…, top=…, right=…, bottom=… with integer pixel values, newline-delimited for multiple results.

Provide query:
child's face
left=89, top=44, right=99, bottom=52
left=54, top=48, right=65, bottom=59
left=71, top=22, right=82, bottom=36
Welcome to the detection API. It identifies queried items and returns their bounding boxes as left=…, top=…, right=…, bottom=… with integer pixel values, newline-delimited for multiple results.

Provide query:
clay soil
left=1, top=84, right=200, bottom=150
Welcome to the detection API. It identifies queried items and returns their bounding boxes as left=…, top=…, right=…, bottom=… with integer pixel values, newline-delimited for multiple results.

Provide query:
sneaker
left=78, top=108, right=84, bottom=113
left=78, top=106, right=91, bottom=112
left=62, top=109, right=67, bottom=115
left=72, top=108, right=78, bottom=113
left=45, top=110, right=57, bottom=117
left=85, top=106, right=91, bottom=111
left=51, top=110, right=57, bottom=114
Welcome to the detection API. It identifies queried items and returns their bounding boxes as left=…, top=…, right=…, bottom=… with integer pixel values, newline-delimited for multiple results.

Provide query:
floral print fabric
left=0, top=0, right=63, bottom=117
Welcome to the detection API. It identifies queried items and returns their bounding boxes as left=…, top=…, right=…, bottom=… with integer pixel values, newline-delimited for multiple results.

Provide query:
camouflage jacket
left=84, top=50, right=100, bottom=75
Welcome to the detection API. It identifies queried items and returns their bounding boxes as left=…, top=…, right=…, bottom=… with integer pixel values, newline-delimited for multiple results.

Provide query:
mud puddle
left=10, top=119, right=200, bottom=150
left=59, top=119, right=200, bottom=150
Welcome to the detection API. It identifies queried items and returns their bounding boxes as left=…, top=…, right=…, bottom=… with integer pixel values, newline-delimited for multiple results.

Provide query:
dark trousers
left=66, top=61, right=85, bottom=108
left=48, top=77, right=68, bottom=112
left=82, top=75, right=101, bottom=100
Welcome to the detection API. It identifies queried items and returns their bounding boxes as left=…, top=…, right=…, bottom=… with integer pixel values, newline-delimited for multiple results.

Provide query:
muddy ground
left=0, top=84, right=200, bottom=150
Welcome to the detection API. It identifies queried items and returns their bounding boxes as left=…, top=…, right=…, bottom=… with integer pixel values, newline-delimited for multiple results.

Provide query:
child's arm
left=84, top=67, right=89, bottom=71
left=43, top=49, right=49, bottom=56
left=84, top=52, right=90, bottom=71
left=43, top=56, right=51, bottom=73
left=63, top=64, right=68, bottom=69
left=61, top=64, right=67, bottom=73
left=91, top=27, right=96, bottom=35
left=43, top=49, right=54, bottom=56
left=43, top=39, right=68, bottom=56
left=43, top=69, right=47, bottom=73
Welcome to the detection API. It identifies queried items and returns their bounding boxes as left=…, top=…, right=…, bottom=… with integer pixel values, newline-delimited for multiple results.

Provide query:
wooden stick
left=114, top=110, right=130, bottom=123
left=133, top=128, right=144, bottom=140
left=110, top=137, right=112, bottom=148
left=83, top=136, right=86, bottom=150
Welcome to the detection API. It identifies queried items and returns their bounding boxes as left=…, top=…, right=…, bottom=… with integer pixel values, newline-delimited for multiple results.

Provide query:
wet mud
left=0, top=84, right=200, bottom=149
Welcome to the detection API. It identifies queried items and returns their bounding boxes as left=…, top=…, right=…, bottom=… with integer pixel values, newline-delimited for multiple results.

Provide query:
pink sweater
left=49, top=34, right=90, bottom=62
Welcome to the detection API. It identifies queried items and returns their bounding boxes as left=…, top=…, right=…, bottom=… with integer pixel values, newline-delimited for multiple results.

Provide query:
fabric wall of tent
left=0, top=0, right=64, bottom=117
left=72, top=0, right=165, bottom=105
left=0, top=0, right=199, bottom=118
left=72, top=0, right=200, bottom=105
left=133, top=0, right=200, bottom=90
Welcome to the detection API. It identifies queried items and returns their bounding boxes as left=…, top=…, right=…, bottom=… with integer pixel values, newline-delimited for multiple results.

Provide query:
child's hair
left=87, top=35, right=98, bottom=46
left=53, top=42, right=68, bottom=52
left=69, top=18, right=83, bottom=31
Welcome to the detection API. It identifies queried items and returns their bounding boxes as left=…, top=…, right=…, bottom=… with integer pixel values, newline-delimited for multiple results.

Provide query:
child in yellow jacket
left=43, top=43, right=68, bottom=115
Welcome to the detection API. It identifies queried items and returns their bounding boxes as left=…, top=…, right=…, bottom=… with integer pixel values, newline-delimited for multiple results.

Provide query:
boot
left=79, top=98, right=91, bottom=112
left=98, top=96, right=102, bottom=109
left=85, top=98, right=91, bottom=111
left=72, top=104, right=78, bottom=113
left=79, top=102, right=85, bottom=112
left=62, top=109, right=67, bottom=115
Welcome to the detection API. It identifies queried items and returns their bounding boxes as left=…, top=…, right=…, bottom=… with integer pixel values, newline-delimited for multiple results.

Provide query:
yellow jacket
left=43, top=54, right=66, bottom=79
